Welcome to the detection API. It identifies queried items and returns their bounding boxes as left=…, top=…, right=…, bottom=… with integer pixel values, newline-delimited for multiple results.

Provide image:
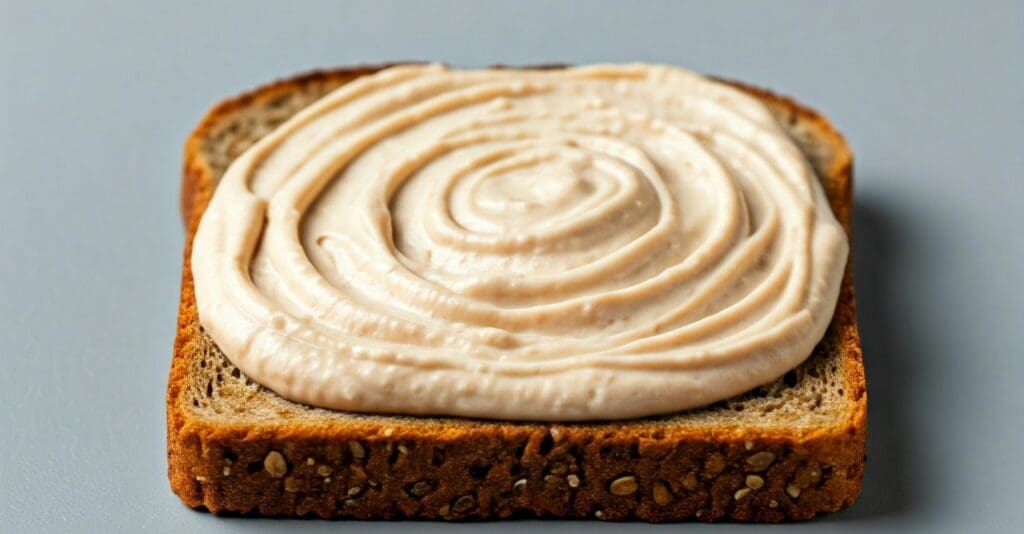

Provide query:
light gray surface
left=1, top=0, right=1022, bottom=532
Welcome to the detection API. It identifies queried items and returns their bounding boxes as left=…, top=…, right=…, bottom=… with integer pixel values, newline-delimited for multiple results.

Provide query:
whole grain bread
left=168, top=65, right=865, bottom=522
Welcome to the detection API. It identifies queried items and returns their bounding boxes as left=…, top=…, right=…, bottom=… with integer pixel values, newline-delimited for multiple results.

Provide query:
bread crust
left=168, top=65, right=865, bottom=522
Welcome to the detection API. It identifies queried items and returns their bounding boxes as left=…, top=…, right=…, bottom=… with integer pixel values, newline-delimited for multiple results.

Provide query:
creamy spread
left=191, top=64, right=848, bottom=421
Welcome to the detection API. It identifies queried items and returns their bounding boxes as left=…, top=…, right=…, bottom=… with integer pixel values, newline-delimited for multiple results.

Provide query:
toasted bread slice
left=168, top=65, right=865, bottom=522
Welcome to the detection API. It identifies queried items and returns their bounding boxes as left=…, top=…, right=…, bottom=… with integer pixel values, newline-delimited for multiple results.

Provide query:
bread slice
left=168, top=65, right=865, bottom=522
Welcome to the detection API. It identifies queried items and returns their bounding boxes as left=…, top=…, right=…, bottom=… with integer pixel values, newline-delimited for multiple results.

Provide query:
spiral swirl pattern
left=192, top=64, right=848, bottom=420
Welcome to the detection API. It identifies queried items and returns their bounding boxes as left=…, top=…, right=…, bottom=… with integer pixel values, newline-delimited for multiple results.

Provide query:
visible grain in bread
left=168, top=65, right=865, bottom=522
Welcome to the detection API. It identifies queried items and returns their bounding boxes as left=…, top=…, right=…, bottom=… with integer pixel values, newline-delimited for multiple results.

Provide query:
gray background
left=1, top=0, right=1021, bottom=532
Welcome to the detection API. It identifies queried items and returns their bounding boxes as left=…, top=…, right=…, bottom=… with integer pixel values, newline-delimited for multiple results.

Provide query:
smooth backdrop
left=1, top=1, right=1022, bottom=532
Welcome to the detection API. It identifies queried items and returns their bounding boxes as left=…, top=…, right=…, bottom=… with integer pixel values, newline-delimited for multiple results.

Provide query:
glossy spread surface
left=191, top=64, right=848, bottom=420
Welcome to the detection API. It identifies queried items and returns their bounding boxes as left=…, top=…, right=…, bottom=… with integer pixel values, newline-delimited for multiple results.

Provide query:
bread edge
left=168, top=65, right=865, bottom=522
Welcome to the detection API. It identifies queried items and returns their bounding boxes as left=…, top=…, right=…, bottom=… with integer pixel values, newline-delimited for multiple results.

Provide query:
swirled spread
left=191, top=64, right=849, bottom=421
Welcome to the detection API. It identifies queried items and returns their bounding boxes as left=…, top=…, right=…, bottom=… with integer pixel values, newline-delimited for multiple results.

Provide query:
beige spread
left=191, top=64, right=848, bottom=421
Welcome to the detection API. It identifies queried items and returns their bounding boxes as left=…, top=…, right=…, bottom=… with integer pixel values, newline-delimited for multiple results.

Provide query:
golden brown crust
left=168, top=65, right=865, bottom=522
